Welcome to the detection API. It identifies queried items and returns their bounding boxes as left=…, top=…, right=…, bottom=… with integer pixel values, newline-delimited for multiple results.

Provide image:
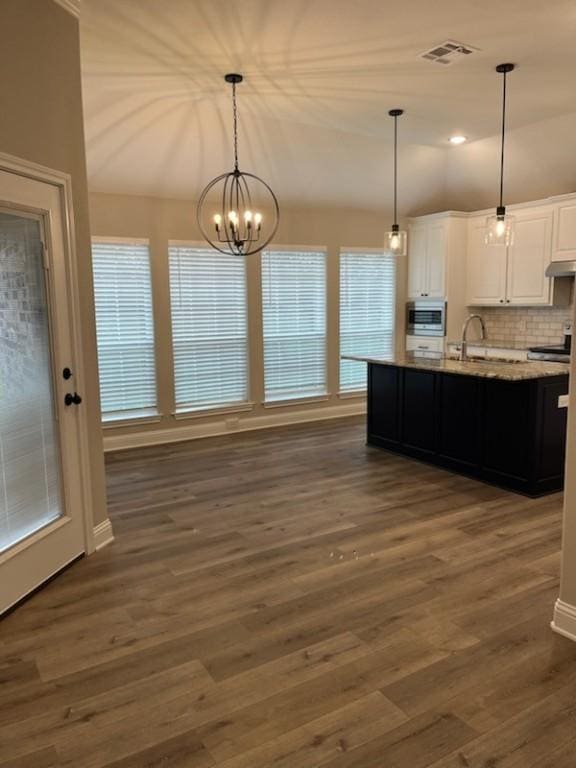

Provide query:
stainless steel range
left=527, top=322, right=572, bottom=363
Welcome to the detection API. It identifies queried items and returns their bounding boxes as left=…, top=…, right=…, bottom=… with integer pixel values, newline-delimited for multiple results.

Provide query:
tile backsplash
left=478, top=305, right=573, bottom=347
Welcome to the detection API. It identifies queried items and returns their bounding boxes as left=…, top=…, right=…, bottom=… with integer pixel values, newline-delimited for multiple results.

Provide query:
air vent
left=419, top=40, right=479, bottom=65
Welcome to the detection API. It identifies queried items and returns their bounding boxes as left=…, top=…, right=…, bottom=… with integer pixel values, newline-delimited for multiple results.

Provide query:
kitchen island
left=344, top=354, right=569, bottom=497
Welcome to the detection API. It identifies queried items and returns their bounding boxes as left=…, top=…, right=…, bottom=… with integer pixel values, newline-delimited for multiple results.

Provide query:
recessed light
left=449, top=135, right=467, bottom=145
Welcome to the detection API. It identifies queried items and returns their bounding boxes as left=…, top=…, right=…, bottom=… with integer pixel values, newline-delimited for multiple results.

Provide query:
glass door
left=0, top=211, right=63, bottom=551
left=0, top=168, right=86, bottom=614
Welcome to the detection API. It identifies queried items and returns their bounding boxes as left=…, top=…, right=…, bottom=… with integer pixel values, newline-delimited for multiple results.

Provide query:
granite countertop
left=342, top=353, right=570, bottom=381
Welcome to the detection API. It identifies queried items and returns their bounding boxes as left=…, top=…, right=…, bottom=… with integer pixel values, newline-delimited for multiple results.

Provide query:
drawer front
left=406, top=335, right=444, bottom=354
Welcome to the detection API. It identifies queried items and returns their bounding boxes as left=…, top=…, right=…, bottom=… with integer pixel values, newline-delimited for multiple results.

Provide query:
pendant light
left=386, top=109, right=407, bottom=256
left=485, top=63, right=515, bottom=246
left=197, top=74, right=279, bottom=256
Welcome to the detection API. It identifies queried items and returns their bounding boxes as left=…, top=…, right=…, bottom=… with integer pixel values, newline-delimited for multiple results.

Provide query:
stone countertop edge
left=446, top=339, right=531, bottom=351
left=341, top=354, right=570, bottom=382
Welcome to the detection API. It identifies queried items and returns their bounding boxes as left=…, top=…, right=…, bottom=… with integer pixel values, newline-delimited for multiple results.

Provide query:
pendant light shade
left=485, top=63, right=515, bottom=246
left=197, top=74, right=279, bottom=256
left=386, top=109, right=407, bottom=256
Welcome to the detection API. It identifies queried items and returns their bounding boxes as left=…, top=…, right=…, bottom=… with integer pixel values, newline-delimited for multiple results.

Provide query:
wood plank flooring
left=1, top=416, right=576, bottom=767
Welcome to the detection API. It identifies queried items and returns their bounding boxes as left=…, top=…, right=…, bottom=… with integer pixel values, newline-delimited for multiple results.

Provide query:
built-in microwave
left=406, top=300, right=447, bottom=337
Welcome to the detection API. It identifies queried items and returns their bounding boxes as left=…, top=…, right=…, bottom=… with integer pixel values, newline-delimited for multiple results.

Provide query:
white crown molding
left=551, top=598, right=576, bottom=643
left=93, top=519, right=115, bottom=551
left=103, top=400, right=366, bottom=452
left=52, top=0, right=81, bottom=18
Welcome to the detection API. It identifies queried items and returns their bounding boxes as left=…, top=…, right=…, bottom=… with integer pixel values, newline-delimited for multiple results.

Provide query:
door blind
left=169, top=244, right=248, bottom=412
left=340, top=249, right=396, bottom=392
left=91, top=240, right=157, bottom=421
left=262, top=248, right=327, bottom=402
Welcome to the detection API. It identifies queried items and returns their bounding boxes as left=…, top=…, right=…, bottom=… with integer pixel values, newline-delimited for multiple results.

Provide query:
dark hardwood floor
left=1, top=416, right=575, bottom=767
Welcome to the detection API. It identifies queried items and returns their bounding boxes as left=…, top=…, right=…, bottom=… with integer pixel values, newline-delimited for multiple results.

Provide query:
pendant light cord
left=232, top=81, right=239, bottom=171
left=499, top=69, right=507, bottom=209
left=393, top=113, right=398, bottom=226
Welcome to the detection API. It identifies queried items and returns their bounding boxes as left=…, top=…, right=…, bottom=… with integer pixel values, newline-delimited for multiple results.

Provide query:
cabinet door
left=466, top=220, right=507, bottom=305
left=407, top=225, right=428, bottom=298
left=553, top=201, right=576, bottom=261
left=402, top=369, right=436, bottom=453
left=426, top=222, right=446, bottom=298
left=507, top=210, right=552, bottom=305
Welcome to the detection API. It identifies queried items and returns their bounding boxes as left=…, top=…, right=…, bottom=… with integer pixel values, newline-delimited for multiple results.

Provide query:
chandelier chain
left=499, top=69, right=507, bottom=209
left=393, top=113, right=398, bottom=226
left=232, top=81, right=239, bottom=171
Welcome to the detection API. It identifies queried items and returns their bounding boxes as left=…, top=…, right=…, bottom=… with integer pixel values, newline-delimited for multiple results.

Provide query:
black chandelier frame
left=196, top=73, right=280, bottom=257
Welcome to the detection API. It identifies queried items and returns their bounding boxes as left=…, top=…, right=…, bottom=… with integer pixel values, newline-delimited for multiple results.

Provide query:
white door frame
left=0, top=150, right=96, bottom=556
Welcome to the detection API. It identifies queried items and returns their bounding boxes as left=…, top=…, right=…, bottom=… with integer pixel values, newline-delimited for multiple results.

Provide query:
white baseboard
left=551, top=598, right=576, bottom=642
left=104, top=400, right=366, bottom=453
left=93, top=519, right=115, bottom=551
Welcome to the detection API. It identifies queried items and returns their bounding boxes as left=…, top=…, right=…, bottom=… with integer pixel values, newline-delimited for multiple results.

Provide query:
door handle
left=64, top=392, right=82, bottom=406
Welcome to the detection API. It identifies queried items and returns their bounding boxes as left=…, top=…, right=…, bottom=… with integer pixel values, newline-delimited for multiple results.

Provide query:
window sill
left=264, top=394, right=330, bottom=409
left=338, top=390, right=367, bottom=399
left=173, top=402, right=255, bottom=420
left=102, top=411, right=162, bottom=429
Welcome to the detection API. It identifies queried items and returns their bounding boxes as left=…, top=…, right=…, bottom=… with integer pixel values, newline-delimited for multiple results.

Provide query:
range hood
left=546, top=260, right=576, bottom=278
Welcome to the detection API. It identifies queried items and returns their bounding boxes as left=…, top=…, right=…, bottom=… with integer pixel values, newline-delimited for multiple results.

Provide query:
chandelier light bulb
left=213, top=213, right=222, bottom=232
left=254, top=212, right=263, bottom=230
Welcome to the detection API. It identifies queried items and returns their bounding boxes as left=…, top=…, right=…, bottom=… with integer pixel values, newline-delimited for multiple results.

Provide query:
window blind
left=339, top=249, right=396, bottom=392
left=169, top=244, right=248, bottom=412
left=262, top=248, right=327, bottom=402
left=92, top=240, right=157, bottom=421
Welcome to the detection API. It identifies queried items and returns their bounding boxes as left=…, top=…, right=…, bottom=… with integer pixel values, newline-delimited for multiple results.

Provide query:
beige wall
left=0, top=1, right=107, bottom=527
left=558, top=301, right=576, bottom=610
left=89, top=192, right=407, bottom=444
left=445, top=111, right=576, bottom=212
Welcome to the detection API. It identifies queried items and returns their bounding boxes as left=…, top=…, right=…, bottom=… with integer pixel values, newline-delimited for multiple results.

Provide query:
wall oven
left=406, top=300, right=447, bottom=337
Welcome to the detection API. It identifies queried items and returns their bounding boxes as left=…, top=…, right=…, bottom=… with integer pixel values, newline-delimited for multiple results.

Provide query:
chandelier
left=197, top=74, right=280, bottom=256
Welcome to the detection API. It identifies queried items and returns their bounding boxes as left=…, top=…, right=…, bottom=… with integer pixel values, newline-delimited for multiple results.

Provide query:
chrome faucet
left=460, top=314, right=486, bottom=361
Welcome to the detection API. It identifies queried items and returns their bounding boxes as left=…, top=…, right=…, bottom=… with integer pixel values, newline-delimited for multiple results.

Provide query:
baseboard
left=103, top=400, right=366, bottom=452
left=551, top=598, right=576, bottom=642
left=93, top=519, right=115, bottom=551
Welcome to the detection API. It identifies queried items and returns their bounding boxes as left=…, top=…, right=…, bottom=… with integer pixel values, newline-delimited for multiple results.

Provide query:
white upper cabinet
left=466, top=219, right=507, bottom=305
left=506, top=209, right=553, bottom=305
left=407, top=220, right=446, bottom=299
left=466, top=207, right=555, bottom=306
left=553, top=200, right=576, bottom=261
left=426, top=223, right=447, bottom=298
left=407, top=224, right=428, bottom=298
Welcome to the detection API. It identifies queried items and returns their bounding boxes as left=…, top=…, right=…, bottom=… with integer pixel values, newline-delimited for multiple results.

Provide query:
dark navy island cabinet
left=367, top=362, right=569, bottom=497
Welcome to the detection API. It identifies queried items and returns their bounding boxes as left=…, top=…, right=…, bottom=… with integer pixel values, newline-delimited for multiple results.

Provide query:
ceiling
left=80, top=0, right=576, bottom=209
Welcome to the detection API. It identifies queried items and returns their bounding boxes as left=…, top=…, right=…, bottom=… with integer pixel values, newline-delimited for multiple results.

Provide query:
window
left=339, top=249, right=396, bottom=392
left=262, top=247, right=327, bottom=402
left=91, top=239, right=157, bottom=421
left=169, top=243, right=248, bottom=412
